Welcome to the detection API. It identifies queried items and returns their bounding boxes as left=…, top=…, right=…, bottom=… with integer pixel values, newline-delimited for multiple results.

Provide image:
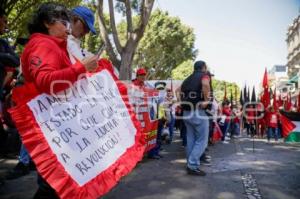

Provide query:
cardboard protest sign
left=128, top=86, right=158, bottom=152
left=9, top=68, right=145, bottom=199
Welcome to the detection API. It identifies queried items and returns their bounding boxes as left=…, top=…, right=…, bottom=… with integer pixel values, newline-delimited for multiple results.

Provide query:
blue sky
left=154, top=0, right=300, bottom=89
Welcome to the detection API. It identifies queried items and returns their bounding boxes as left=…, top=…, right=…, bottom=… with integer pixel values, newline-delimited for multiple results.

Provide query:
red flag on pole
left=280, top=114, right=296, bottom=138
left=262, top=68, right=268, bottom=89
left=278, top=94, right=283, bottom=107
left=286, top=93, right=292, bottom=111
left=261, top=68, right=270, bottom=109
left=262, top=87, right=270, bottom=109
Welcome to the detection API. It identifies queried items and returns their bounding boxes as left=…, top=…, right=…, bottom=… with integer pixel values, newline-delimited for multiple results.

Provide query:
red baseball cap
left=136, top=68, right=147, bottom=75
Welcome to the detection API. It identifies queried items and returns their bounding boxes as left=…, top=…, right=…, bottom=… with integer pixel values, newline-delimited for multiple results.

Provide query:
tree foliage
left=171, top=60, right=193, bottom=80
left=135, top=10, right=197, bottom=80
left=212, top=79, right=240, bottom=103
left=2, top=0, right=81, bottom=41
left=97, top=0, right=155, bottom=80
left=171, top=59, right=240, bottom=102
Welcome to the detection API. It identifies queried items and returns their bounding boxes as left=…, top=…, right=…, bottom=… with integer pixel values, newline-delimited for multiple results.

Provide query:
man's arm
left=0, top=53, right=20, bottom=68
left=201, top=77, right=210, bottom=108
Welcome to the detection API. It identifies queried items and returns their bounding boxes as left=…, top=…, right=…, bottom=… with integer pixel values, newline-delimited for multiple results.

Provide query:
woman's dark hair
left=27, top=2, right=70, bottom=35
left=0, top=8, right=6, bottom=17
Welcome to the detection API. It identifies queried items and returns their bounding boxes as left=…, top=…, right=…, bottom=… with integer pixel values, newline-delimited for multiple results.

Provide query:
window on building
left=275, top=65, right=286, bottom=72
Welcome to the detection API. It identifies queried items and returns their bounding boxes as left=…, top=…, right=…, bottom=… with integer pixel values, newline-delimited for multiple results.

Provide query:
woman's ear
left=44, top=21, right=50, bottom=29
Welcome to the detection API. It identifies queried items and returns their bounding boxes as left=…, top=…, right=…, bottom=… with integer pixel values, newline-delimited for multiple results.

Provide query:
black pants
left=33, top=174, right=59, bottom=199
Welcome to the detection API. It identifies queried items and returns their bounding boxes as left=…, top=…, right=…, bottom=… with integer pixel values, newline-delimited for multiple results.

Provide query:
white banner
left=27, top=70, right=136, bottom=186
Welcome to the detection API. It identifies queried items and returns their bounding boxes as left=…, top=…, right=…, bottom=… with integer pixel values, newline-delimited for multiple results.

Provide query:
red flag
left=262, top=68, right=268, bottom=89
left=280, top=114, right=296, bottom=138
left=285, top=93, right=292, bottom=111
left=284, top=94, right=288, bottom=110
left=278, top=94, right=283, bottom=107
left=262, top=87, right=270, bottom=109
left=212, top=122, right=223, bottom=142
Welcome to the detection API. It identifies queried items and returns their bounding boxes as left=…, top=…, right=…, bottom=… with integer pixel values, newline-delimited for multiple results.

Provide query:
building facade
left=268, top=65, right=288, bottom=91
left=287, top=15, right=300, bottom=78
left=286, top=14, right=300, bottom=102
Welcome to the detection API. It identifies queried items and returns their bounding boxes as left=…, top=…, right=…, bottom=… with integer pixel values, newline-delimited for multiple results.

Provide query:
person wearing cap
left=68, top=6, right=120, bottom=78
left=179, top=60, right=211, bottom=176
left=132, top=68, right=147, bottom=87
left=67, top=6, right=96, bottom=64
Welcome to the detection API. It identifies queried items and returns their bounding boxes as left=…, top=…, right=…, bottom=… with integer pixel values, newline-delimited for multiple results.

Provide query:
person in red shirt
left=20, top=3, right=99, bottom=198
left=22, top=3, right=98, bottom=95
left=232, top=105, right=241, bottom=137
left=220, top=100, right=231, bottom=143
left=266, top=106, right=279, bottom=142
left=132, top=68, right=147, bottom=88
left=245, top=104, right=256, bottom=136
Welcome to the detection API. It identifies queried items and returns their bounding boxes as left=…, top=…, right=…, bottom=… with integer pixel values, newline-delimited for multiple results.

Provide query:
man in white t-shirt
left=67, top=6, right=96, bottom=64
left=67, top=6, right=119, bottom=77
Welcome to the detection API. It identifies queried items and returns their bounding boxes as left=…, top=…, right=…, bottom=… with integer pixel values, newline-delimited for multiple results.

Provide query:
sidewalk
left=0, top=132, right=299, bottom=199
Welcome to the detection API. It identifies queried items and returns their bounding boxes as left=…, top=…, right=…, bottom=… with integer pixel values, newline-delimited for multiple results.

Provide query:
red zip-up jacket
left=21, top=33, right=86, bottom=94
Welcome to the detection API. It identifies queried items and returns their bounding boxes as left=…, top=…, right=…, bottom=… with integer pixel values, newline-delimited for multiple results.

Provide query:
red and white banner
left=128, top=86, right=158, bottom=152
left=9, top=68, right=145, bottom=199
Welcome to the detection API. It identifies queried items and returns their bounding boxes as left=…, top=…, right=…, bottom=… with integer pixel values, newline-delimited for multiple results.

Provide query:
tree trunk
left=96, top=0, right=155, bottom=80
left=119, top=41, right=138, bottom=80
left=119, top=52, right=134, bottom=80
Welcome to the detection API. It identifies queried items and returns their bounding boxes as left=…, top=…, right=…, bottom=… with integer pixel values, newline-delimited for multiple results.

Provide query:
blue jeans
left=19, top=144, right=30, bottom=165
left=220, top=121, right=230, bottom=141
left=183, top=110, right=209, bottom=170
left=234, top=123, right=240, bottom=136
left=267, top=127, right=278, bottom=141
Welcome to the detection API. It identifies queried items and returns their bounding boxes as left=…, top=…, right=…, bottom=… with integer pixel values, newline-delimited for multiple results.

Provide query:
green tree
left=81, top=2, right=103, bottom=54
left=212, top=79, right=240, bottom=103
left=171, top=61, right=240, bottom=103
left=96, top=0, right=155, bottom=80
left=171, top=60, right=193, bottom=80
left=135, top=10, right=197, bottom=80
left=2, top=0, right=81, bottom=41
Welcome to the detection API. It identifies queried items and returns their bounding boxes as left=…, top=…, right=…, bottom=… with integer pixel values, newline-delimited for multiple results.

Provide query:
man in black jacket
left=180, top=60, right=211, bottom=176
left=0, top=8, right=20, bottom=100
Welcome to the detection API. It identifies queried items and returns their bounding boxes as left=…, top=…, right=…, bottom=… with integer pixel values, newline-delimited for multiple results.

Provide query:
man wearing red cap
left=132, top=68, right=147, bottom=87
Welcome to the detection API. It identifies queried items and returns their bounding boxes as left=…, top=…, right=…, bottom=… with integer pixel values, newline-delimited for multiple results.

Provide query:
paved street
left=1, top=132, right=300, bottom=199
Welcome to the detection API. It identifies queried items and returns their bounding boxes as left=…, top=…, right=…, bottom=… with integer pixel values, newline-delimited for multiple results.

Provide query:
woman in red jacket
left=22, top=3, right=98, bottom=95
left=21, top=3, right=99, bottom=198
